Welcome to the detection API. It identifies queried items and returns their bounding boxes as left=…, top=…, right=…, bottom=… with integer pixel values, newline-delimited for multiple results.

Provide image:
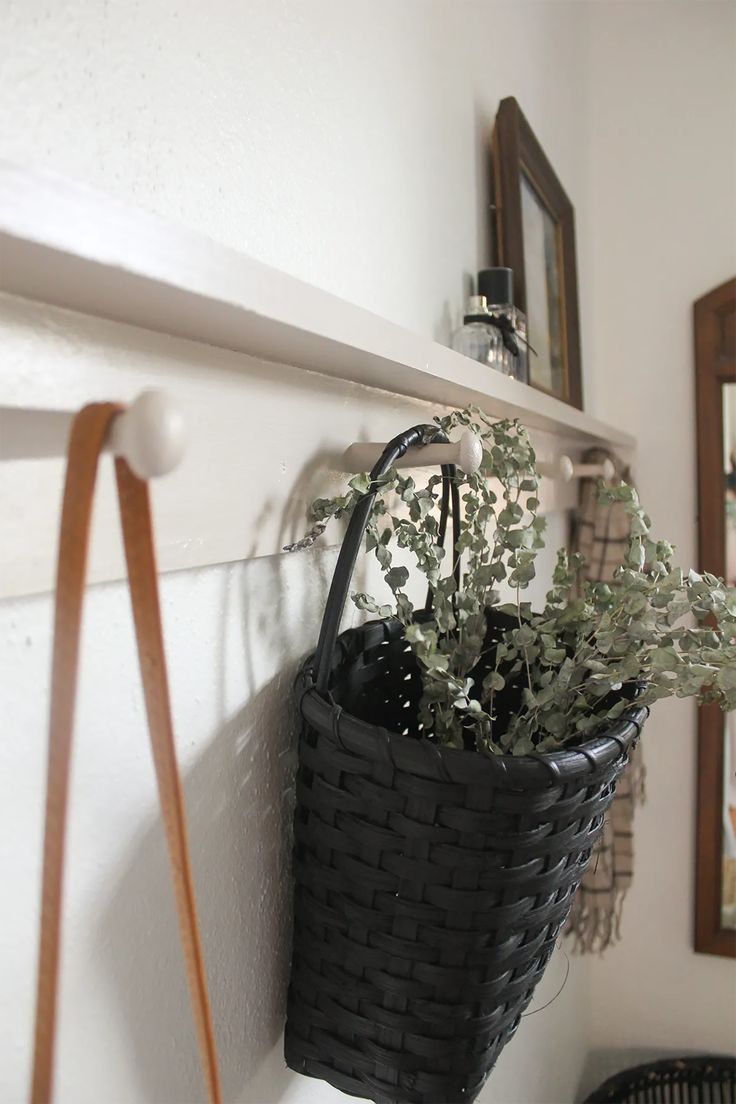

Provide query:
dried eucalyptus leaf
left=293, top=407, right=736, bottom=757
left=349, top=473, right=372, bottom=494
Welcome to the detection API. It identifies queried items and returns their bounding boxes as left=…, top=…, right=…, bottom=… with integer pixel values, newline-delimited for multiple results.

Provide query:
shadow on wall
left=432, top=98, right=495, bottom=349
left=474, top=99, right=495, bottom=277
left=92, top=411, right=391, bottom=1102
left=97, top=669, right=299, bottom=1103
left=94, top=459, right=352, bottom=1103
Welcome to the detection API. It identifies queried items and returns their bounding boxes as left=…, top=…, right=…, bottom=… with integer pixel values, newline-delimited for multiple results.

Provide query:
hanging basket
left=284, top=425, right=648, bottom=1104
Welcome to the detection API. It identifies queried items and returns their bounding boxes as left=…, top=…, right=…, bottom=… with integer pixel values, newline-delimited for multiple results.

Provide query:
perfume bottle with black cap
left=477, top=267, right=529, bottom=384
left=450, top=294, right=504, bottom=369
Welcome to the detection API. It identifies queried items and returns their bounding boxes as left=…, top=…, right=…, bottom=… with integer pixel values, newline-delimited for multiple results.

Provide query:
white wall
left=0, top=0, right=591, bottom=348
left=581, top=0, right=736, bottom=1083
left=0, top=3, right=593, bottom=1102
left=1, top=2, right=734, bottom=1103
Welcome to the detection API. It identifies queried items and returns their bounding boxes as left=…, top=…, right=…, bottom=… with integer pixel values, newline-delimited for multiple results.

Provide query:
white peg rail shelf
left=0, top=161, right=635, bottom=600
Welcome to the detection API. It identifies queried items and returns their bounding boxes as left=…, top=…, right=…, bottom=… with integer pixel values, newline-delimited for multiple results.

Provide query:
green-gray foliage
left=289, top=407, right=736, bottom=756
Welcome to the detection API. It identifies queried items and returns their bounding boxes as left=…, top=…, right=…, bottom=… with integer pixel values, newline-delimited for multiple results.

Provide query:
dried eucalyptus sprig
left=290, top=407, right=736, bottom=756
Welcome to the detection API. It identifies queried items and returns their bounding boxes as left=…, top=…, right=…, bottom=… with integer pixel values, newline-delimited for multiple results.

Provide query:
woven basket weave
left=284, top=424, right=648, bottom=1104
left=583, top=1055, right=736, bottom=1102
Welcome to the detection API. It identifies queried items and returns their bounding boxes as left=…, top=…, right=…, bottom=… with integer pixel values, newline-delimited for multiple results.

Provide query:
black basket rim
left=299, top=647, right=647, bottom=791
left=583, top=1054, right=736, bottom=1102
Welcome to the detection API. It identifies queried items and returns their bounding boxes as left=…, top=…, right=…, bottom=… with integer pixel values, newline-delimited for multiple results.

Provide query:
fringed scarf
left=564, top=448, right=646, bottom=954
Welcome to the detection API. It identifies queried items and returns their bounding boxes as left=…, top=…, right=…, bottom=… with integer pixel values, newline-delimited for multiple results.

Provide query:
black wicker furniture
left=284, top=425, right=648, bottom=1104
left=583, top=1055, right=736, bottom=1103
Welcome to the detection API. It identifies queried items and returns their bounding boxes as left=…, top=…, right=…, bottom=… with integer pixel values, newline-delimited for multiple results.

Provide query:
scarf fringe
left=565, top=449, right=645, bottom=956
left=565, top=890, right=628, bottom=955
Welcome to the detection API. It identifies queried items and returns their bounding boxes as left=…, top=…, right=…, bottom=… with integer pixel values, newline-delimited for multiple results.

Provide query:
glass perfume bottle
left=477, top=267, right=529, bottom=384
left=451, top=294, right=507, bottom=369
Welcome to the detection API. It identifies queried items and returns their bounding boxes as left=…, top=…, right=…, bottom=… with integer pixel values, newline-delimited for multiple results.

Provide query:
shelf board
left=0, top=161, right=633, bottom=450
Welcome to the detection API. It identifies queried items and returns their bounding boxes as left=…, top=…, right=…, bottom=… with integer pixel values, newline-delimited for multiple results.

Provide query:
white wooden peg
left=537, top=454, right=616, bottom=483
left=108, top=390, right=186, bottom=479
left=342, top=430, right=483, bottom=475
left=0, top=389, right=185, bottom=478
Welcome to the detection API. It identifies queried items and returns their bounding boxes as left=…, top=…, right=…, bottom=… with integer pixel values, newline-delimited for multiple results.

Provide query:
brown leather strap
left=31, top=403, right=222, bottom=1104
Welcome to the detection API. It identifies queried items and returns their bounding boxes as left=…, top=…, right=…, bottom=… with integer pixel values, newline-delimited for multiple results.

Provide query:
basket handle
left=425, top=458, right=461, bottom=613
left=312, top=423, right=459, bottom=694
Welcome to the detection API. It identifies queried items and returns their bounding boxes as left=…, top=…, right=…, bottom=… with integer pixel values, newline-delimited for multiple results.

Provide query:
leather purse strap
left=30, top=403, right=222, bottom=1104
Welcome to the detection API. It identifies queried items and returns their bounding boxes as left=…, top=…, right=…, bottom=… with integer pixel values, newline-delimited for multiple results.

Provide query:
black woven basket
left=285, top=425, right=648, bottom=1104
left=583, top=1055, right=736, bottom=1102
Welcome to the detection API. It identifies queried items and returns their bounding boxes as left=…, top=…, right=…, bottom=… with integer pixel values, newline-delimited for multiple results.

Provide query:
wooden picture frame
left=492, top=96, right=583, bottom=409
left=694, top=276, right=736, bottom=958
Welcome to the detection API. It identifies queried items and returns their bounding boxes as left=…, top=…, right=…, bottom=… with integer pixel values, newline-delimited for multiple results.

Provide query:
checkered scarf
left=564, top=448, right=646, bottom=953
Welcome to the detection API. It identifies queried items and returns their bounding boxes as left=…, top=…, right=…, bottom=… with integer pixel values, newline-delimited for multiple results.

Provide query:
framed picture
left=694, top=276, right=736, bottom=958
left=492, top=96, right=583, bottom=409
